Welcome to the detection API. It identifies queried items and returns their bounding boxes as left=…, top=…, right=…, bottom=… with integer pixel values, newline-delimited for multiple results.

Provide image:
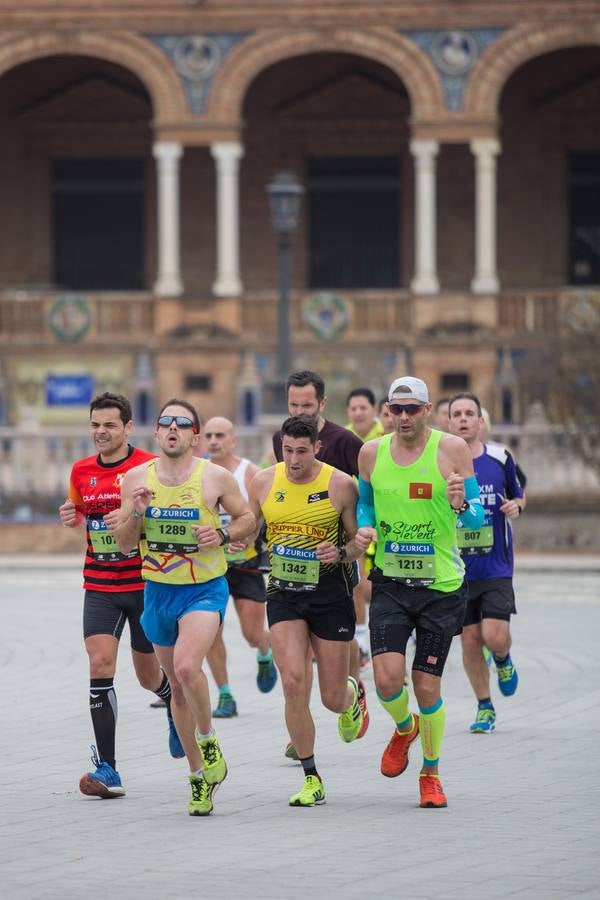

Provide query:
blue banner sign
left=46, top=374, right=95, bottom=406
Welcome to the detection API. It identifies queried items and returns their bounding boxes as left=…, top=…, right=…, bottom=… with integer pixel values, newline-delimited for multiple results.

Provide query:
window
left=440, top=373, right=469, bottom=392
left=308, top=157, right=400, bottom=288
left=569, top=154, right=600, bottom=285
left=53, top=159, right=145, bottom=290
left=185, top=374, right=212, bottom=392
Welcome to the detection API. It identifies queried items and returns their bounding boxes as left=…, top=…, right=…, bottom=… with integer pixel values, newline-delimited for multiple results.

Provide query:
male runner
left=448, top=393, right=524, bottom=732
left=248, top=415, right=366, bottom=806
left=355, top=376, right=484, bottom=808
left=378, top=397, right=395, bottom=435
left=272, top=371, right=368, bottom=756
left=115, top=399, right=255, bottom=816
left=431, top=397, right=450, bottom=432
left=59, top=392, right=183, bottom=800
left=345, top=387, right=384, bottom=668
left=345, top=387, right=385, bottom=443
left=204, top=416, right=277, bottom=718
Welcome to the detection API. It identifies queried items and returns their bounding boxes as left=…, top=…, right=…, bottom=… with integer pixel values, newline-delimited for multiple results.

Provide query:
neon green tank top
left=140, top=459, right=226, bottom=585
left=261, top=462, right=352, bottom=594
left=371, top=431, right=464, bottom=593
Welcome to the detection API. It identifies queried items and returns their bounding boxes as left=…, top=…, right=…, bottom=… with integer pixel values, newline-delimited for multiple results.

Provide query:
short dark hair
left=286, top=370, right=325, bottom=402
left=448, top=392, right=482, bottom=416
left=379, top=397, right=389, bottom=411
left=281, top=414, right=319, bottom=444
left=434, top=396, right=450, bottom=412
left=90, top=392, right=132, bottom=425
left=158, top=398, right=201, bottom=433
left=346, top=387, right=376, bottom=407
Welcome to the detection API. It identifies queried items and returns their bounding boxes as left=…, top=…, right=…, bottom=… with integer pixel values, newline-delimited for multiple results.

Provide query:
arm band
left=357, top=476, right=376, bottom=528
left=457, top=476, right=485, bottom=529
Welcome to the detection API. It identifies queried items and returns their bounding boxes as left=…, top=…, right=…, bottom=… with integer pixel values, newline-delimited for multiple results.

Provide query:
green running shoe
left=470, top=705, right=496, bottom=733
left=284, top=741, right=299, bottom=761
left=188, top=774, right=216, bottom=816
left=195, top=731, right=228, bottom=785
left=338, top=676, right=363, bottom=743
left=213, top=692, right=238, bottom=718
left=289, top=774, right=325, bottom=807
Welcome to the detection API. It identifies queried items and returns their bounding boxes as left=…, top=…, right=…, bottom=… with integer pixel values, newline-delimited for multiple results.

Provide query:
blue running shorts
left=141, top=576, right=229, bottom=646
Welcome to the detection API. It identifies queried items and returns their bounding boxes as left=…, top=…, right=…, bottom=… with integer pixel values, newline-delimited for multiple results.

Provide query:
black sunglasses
left=157, top=415, right=197, bottom=432
left=388, top=403, right=425, bottom=416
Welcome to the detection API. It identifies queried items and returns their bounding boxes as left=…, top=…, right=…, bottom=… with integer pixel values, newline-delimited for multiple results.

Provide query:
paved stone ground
left=1, top=558, right=599, bottom=900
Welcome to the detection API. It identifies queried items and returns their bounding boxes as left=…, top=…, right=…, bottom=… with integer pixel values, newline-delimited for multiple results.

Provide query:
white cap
left=388, top=376, right=429, bottom=404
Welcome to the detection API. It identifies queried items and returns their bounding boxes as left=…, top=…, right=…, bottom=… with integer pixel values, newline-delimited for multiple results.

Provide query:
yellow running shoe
left=195, top=731, right=227, bottom=785
left=188, top=774, right=216, bottom=816
left=289, top=774, right=325, bottom=807
left=338, top=676, right=363, bottom=743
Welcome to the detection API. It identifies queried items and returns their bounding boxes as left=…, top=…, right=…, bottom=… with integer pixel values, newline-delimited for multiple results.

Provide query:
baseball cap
left=388, top=376, right=429, bottom=404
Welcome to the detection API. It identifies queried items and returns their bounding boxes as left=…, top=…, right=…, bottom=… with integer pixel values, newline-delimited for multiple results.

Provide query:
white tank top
left=232, top=458, right=251, bottom=501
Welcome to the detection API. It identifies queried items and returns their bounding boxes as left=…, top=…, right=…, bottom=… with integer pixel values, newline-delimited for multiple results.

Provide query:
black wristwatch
left=338, top=547, right=348, bottom=563
left=216, top=527, right=230, bottom=546
left=452, top=500, right=470, bottom=514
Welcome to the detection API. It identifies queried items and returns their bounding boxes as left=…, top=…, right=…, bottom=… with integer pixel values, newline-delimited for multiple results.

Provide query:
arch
left=464, top=21, right=600, bottom=120
left=205, top=28, right=444, bottom=126
left=0, top=31, right=188, bottom=125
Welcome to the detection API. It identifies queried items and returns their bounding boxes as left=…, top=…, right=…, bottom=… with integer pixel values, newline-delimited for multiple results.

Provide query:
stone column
left=410, top=139, right=440, bottom=295
left=211, top=141, right=244, bottom=296
left=153, top=141, right=183, bottom=297
left=471, top=138, right=501, bottom=294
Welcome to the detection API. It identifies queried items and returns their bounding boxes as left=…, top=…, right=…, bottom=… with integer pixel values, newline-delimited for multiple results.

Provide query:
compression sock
left=377, top=686, right=413, bottom=732
left=89, top=678, right=117, bottom=769
left=299, top=755, right=319, bottom=778
left=419, top=698, right=446, bottom=768
left=154, top=671, right=172, bottom=713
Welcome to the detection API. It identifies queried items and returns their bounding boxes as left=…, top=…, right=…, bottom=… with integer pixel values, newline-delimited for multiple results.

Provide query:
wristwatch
left=216, top=527, right=230, bottom=546
left=132, top=509, right=144, bottom=519
left=451, top=500, right=470, bottom=514
left=338, top=547, right=348, bottom=563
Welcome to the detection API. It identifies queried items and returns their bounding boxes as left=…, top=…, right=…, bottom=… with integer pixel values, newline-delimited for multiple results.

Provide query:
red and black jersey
left=68, top=445, right=156, bottom=592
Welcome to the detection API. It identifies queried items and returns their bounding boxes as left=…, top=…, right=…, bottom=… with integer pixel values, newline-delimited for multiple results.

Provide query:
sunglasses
left=388, top=403, right=425, bottom=416
left=157, top=415, right=197, bottom=432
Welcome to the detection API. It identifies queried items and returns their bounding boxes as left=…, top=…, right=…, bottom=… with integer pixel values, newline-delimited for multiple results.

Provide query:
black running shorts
left=369, top=575, right=468, bottom=638
left=267, top=588, right=356, bottom=642
left=463, top=577, right=516, bottom=625
left=83, top=589, right=154, bottom=653
left=226, top=566, right=266, bottom=603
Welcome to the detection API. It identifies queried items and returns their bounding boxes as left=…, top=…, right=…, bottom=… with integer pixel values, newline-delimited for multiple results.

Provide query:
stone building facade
left=1, top=1, right=599, bottom=426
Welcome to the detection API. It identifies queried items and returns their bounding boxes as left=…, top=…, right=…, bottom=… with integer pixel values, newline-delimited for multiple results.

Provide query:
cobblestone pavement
left=1, top=559, right=598, bottom=900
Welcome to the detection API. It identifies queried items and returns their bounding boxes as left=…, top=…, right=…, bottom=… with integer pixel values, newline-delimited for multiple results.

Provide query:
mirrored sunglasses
left=388, top=403, right=425, bottom=416
left=157, top=415, right=197, bottom=431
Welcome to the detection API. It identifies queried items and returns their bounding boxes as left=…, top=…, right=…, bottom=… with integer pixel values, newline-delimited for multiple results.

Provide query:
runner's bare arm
left=193, top=467, right=255, bottom=548
left=316, top=471, right=363, bottom=563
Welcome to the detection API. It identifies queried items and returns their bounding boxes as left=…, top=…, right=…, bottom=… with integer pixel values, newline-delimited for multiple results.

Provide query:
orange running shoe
left=380, top=714, right=419, bottom=777
left=357, top=679, right=370, bottom=739
left=419, top=773, right=448, bottom=808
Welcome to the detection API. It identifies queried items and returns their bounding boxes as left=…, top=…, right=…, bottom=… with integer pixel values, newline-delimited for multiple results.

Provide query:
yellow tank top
left=140, top=459, right=226, bottom=585
left=261, top=462, right=352, bottom=594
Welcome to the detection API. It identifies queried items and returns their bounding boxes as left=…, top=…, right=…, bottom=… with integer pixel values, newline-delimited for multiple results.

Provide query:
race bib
left=382, top=541, right=436, bottom=586
left=87, top=517, right=136, bottom=562
left=457, top=524, right=494, bottom=556
left=144, top=506, right=199, bottom=554
left=270, top=543, right=320, bottom=592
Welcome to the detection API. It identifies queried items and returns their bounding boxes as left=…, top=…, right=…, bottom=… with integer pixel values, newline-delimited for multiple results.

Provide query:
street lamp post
left=266, top=171, right=304, bottom=412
